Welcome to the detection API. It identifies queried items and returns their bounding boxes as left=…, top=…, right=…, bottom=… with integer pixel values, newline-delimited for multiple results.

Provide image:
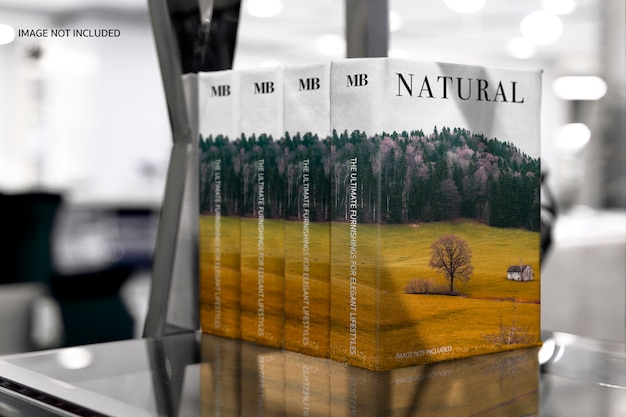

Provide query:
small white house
left=507, top=265, right=533, bottom=281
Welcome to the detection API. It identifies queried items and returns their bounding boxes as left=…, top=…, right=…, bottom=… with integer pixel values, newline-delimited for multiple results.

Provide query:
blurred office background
left=0, top=0, right=623, bottom=353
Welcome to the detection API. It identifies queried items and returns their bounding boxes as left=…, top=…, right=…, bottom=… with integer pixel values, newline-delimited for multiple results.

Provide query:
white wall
left=0, top=40, right=19, bottom=188
left=0, top=9, right=171, bottom=206
left=0, top=12, right=51, bottom=191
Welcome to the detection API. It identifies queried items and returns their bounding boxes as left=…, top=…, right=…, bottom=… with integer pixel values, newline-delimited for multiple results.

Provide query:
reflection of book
left=329, top=360, right=385, bottom=417
left=330, top=58, right=542, bottom=370
left=239, top=66, right=285, bottom=348
left=284, top=351, right=330, bottom=417
left=329, top=347, right=539, bottom=416
left=200, top=335, right=241, bottom=417
left=240, top=342, right=285, bottom=416
left=284, top=63, right=331, bottom=358
left=198, top=70, right=241, bottom=339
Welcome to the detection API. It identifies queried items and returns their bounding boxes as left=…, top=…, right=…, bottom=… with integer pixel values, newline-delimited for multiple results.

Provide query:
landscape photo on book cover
left=331, top=126, right=541, bottom=369
left=199, top=133, right=241, bottom=338
left=239, top=133, right=285, bottom=347
left=283, top=131, right=331, bottom=355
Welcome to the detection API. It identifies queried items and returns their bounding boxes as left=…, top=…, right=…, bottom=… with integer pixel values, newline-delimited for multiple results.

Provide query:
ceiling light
left=506, top=37, right=536, bottom=59
left=557, top=123, right=590, bottom=152
left=389, top=11, right=402, bottom=32
left=315, top=34, right=345, bottom=57
left=542, top=0, right=577, bottom=15
left=0, top=24, right=16, bottom=45
left=444, top=0, right=486, bottom=14
left=520, top=10, right=563, bottom=45
left=552, top=76, right=607, bottom=100
left=246, top=0, right=283, bottom=18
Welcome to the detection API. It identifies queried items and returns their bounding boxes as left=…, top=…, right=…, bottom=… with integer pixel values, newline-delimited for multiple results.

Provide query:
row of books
left=190, top=58, right=543, bottom=371
left=201, top=335, right=539, bottom=417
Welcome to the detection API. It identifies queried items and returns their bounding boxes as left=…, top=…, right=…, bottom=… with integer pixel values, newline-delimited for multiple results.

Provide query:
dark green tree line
left=284, top=132, right=331, bottom=222
left=199, top=134, right=240, bottom=216
left=331, top=127, right=540, bottom=230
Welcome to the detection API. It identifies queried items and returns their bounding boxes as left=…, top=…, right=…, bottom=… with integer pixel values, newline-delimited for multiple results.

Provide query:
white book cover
left=330, top=58, right=542, bottom=370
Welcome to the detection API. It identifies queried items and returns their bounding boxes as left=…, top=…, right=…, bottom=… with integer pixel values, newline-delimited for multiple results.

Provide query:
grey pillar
left=579, top=0, right=626, bottom=208
left=345, top=0, right=389, bottom=58
left=144, top=0, right=240, bottom=337
left=144, top=0, right=195, bottom=338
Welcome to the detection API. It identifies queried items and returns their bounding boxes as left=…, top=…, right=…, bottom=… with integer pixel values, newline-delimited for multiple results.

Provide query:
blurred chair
left=51, top=264, right=135, bottom=346
left=541, top=171, right=557, bottom=261
left=0, top=192, right=62, bottom=285
left=0, top=191, right=64, bottom=354
left=50, top=206, right=141, bottom=346
left=0, top=192, right=138, bottom=351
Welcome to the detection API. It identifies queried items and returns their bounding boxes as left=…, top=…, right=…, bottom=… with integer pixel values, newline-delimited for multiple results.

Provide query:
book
left=329, top=58, right=542, bottom=370
left=239, top=66, right=285, bottom=348
left=198, top=70, right=241, bottom=339
left=283, top=63, right=332, bottom=357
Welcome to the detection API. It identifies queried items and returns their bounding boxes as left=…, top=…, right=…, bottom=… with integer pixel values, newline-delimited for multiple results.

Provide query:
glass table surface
left=0, top=330, right=624, bottom=416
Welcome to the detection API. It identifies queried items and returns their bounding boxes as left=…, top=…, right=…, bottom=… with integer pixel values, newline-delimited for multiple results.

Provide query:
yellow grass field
left=199, top=215, right=241, bottom=339
left=284, top=220, right=331, bottom=357
left=201, top=215, right=541, bottom=370
left=330, top=219, right=541, bottom=371
left=240, top=217, right=284, bottom=348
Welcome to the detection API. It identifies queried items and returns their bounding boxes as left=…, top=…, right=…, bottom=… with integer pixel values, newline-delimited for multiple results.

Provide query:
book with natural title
left=329, top=58, right=542, bottom=370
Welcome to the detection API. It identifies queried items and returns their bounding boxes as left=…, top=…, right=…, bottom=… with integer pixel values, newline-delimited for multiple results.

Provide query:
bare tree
left=429, top=234, right=473, bottom=294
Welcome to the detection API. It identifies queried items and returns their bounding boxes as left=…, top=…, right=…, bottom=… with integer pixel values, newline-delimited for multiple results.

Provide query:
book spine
left=198, top=70, right=241, bottom=339
left=239, top=66, right=285, bottom=348
left=283, top=63, right=331, bottom=358
left=329, top=58, right=386, bottom=370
